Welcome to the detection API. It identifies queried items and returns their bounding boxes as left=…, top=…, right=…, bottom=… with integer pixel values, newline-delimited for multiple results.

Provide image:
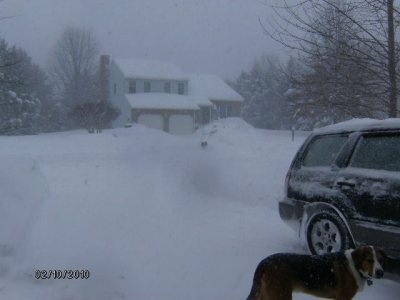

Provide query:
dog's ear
left=352, top=246, right=378, bottom=269
left=374, top=247, right=388, bottom=269
left=351, top=246, right=369, bottom=270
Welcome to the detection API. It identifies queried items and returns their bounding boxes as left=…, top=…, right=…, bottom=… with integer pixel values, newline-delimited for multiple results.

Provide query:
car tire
left=306, top=211, right=352, bottom=255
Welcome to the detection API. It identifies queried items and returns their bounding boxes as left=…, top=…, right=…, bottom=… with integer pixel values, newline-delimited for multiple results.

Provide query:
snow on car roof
left=314, top=118, right=400, bottom=134
left=125, top=93, right=204, bottom=110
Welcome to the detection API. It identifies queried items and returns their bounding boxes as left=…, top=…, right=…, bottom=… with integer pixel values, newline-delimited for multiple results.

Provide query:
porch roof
left=189, top=74, right=244, bottom=102
left=125, top=93, right=212, bottom=110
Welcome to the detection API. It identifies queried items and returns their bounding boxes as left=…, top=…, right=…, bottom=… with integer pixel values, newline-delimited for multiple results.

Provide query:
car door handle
left=336, top=180, right=356, bottom=188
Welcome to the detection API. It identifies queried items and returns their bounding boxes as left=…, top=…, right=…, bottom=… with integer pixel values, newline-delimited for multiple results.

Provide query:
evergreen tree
left=0, top=39, right=48, bottom=135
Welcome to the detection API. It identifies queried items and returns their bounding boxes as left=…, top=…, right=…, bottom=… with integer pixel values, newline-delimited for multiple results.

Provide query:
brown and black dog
left=246, top=246, right=387, bottom=300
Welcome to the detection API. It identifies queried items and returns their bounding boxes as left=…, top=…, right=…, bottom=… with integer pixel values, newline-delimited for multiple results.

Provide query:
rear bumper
left=278, top=198, right=306, bottom=235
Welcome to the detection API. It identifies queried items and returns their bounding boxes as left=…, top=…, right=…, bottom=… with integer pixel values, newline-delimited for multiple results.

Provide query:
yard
left=0, top=118, right=398, bottom=299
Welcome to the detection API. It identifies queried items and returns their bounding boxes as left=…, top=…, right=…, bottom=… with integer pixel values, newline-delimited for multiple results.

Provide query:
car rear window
left=350, top=134, right=400, bottom=172
left=302, top=135, right=348, bottom=167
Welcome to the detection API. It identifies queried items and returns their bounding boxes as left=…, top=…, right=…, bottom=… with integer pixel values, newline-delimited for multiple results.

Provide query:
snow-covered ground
left=0, top=118, right=398, bottom=300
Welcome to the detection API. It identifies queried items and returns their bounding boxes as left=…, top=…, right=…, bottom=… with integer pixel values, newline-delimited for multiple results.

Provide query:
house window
left=178, top=82, right=184, bottom=95
left=164, top=82, right=171, bottom=93
left=144, top=81, right=151, bottom=93
left=113, top=83, right=117, bottom=95
left=129, top=80, right=136, bottom=93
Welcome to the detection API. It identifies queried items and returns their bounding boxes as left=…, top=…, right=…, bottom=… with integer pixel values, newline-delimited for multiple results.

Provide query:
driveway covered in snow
left=0, top=119, right=398, bottom=299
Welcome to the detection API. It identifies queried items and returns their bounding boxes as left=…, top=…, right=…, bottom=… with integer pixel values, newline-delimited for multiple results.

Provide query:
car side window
left=302, top=135, right=348, bottom=167
left=349, top=133, right=400, bottom=172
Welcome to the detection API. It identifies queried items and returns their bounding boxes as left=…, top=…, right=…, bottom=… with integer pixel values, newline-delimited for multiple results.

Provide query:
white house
left=102, top=56, right=243, bottom=134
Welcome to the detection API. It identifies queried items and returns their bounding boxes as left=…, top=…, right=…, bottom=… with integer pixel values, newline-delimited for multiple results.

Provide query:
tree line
left=0, top=26, right=118, bottom=135
left=232, top=0, right=399, bottom=130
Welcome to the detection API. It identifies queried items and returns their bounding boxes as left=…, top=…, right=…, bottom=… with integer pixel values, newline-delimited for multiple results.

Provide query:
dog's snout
left=375, top=269, right=384, bottom=278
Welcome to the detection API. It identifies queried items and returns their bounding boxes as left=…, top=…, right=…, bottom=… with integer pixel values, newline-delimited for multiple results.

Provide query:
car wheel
left=306, top=212, right=352, bottom=255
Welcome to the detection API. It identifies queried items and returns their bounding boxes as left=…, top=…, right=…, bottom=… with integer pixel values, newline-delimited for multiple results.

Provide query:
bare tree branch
left=263, top=0, right=399, bottom=119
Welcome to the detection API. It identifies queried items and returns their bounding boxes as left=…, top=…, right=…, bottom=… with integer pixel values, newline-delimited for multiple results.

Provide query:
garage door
left=169, top=114, right=194, bottom=135
left=138, top=114, right=164, bottom=131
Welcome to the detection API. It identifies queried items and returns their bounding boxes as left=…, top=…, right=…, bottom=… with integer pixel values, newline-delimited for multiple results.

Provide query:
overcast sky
left=0, top=0, right=286, bottom=79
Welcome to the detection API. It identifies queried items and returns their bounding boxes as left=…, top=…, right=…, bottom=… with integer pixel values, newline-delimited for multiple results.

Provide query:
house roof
left=188, top=74, right=244, bottom=102
left=125, top=93, right=210, bottom=110
left=113, top=58, right=188, bottom=81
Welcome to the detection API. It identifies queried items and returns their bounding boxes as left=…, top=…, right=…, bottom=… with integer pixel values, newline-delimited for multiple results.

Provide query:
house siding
left=109, top=60, right=132, bottom=127
left=108, top=58, right=244, bottom=131
left=110, top=60, right=191, bottom=128
left=125, top=79, right=188, bottom=95
left=212, top=100, right=242, bottom=118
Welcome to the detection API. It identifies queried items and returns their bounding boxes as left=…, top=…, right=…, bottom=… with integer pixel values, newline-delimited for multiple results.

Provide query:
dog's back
left=246, top=252, right=349, bottom=300
left=247, top=246, right=386, bottom=300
